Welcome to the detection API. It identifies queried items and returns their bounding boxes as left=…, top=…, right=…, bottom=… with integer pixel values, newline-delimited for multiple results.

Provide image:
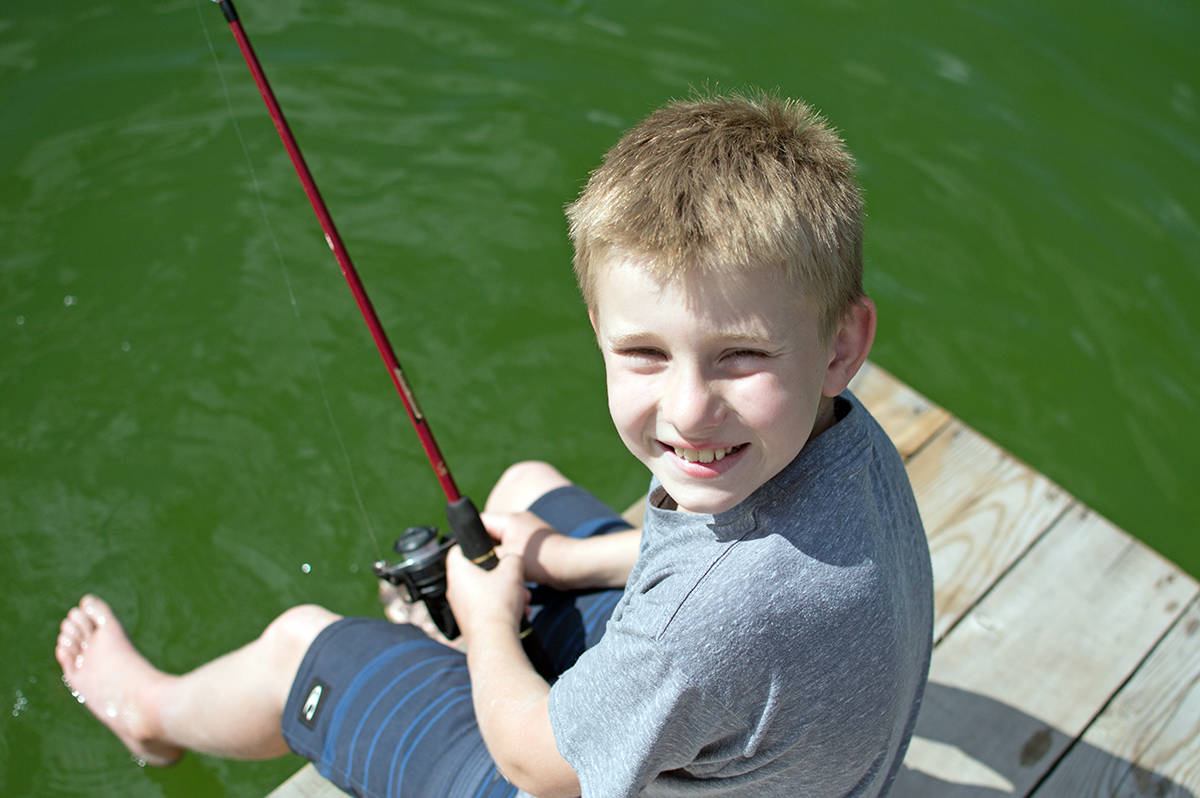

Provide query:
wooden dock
left=272, top=362, right=1200, bottom=797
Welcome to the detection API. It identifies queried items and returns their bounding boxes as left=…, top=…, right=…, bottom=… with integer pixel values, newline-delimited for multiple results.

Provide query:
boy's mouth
left=668, top=443, right=747, bottom=464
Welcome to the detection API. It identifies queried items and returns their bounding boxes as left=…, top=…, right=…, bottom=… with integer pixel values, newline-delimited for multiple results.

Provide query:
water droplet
left=15, top=315, right=24, bottom=326
left=301, top=562, right=311, bottom=574
left=131, top=755, right=147, bottom=768
left=11, top=689, right=28, bottom=717
left=121, top=341, right=131, bottom=352
left=63, top=295, right=76, bottom=307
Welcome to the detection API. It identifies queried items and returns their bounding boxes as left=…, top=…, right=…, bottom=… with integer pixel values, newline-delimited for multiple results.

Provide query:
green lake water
left=2, top=0, right=1197, bottom=794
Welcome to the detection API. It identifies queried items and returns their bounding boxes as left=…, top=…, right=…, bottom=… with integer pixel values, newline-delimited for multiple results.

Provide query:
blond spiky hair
left=566, top=91, right=864, bottom=338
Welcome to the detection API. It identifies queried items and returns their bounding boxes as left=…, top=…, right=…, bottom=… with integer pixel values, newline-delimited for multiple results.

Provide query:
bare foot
left=55, top=595, right=184, bottom=767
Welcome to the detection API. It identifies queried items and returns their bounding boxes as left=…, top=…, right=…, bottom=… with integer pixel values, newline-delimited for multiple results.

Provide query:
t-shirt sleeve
left=546, top=605, right=735, bottom=798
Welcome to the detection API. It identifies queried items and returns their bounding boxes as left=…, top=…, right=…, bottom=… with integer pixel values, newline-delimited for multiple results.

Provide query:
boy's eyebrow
left=603, top=329, right=778, bottom=348
left=602, top=331, right=658, bottom=349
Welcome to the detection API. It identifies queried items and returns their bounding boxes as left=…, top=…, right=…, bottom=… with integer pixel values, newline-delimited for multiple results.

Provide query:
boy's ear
left=822, top=297, right=876, bottom=397
left=588, top=308, right=598, bottom=334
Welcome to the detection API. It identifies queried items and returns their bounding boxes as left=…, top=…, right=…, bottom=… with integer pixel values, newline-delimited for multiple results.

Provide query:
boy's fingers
left=450, top=543, right=521, bottom=582
left=483, top=512, right=533, bottom=559
left=444, top=544, right=467, bottom=575
left=478, top=511, right=506, bottom=542
left=497, top=551, right=525, bottom=579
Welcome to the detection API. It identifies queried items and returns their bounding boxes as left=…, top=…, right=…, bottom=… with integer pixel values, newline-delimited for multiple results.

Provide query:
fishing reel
left=371, top=499, right=554, bottom=679
left=373, top=498, right=500, bottom=641
left=372, top=526, right=460, bottom=640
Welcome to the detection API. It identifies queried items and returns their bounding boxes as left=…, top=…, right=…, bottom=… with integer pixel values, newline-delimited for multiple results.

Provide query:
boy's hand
left=481, top=511, right=567, bottom=588
left=447, top=530, right=583, bottom=798
left=483, top=510, right=641, bottom=591
left=445, top=544, right=529, bottom=643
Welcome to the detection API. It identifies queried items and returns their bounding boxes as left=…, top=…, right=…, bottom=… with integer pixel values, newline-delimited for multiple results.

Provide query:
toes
left=58, top=597, right=102, bottom=666
left=67, top=607, right=95, bottom=641
left=55, top=633, right=71, bottom=659
left=60, top=615, right=80, bottom=640
left=56, top=626, right=77, bottom=650
left=55, top=631, right=80, bottom=673
left=81, top=595, right=111, bottom=627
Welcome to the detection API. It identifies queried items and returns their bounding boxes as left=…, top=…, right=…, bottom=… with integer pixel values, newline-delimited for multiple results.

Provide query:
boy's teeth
left=674, top=446, right=735, bottom=463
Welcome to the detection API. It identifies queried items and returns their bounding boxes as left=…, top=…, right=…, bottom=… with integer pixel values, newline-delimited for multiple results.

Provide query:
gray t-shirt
left=545, top=393, right=933, bottom=797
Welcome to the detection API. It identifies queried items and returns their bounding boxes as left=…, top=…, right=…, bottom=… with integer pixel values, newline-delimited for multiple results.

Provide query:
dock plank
left=892, top=506, right=1197, bottom=798
left=268, top=766, right=336, bottom=798
left=849, top=361, right=950, bottom=458
left=1032, top=596, right=1200, bottom=797
left=904, top=422, right=1073, bottom=642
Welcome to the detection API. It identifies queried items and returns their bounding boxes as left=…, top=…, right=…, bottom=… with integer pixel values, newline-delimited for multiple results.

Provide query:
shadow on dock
left=895, top=682, right=1194, bottom=797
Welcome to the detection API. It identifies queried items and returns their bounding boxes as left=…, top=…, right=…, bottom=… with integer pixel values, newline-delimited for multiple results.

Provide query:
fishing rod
left=211, top=0, right=550, bottom=673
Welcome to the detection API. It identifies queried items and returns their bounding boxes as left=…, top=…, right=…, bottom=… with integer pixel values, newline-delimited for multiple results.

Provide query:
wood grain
left=1033, top=596, right=1200, bottom=797
left=904, top=421, right=1073, bottom=641
left=894, top=506, right=1196, bottom=798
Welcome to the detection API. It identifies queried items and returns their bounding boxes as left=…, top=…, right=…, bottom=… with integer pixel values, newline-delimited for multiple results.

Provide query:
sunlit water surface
left=2, top=1, right=1196, bottom=795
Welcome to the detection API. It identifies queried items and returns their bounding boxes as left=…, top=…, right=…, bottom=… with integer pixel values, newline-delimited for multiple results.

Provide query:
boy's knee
left=486, top=461, right=572, bottom=513
left=262, top=604, right=339, bottom=663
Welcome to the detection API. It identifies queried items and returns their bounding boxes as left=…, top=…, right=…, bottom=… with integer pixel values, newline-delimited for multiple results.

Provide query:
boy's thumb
left=478, top=511, right=505, bottom=541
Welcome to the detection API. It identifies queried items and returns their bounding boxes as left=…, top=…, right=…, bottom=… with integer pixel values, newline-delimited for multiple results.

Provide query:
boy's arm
left=482, top=511, right=640, bottom=590
left=445, top=547, right=581, bottom=798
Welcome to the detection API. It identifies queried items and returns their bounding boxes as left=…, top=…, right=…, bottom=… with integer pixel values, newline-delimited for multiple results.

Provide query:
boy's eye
left=618, top=347, right=667, bottom=360
left=723, top=349, right=770, bottom=361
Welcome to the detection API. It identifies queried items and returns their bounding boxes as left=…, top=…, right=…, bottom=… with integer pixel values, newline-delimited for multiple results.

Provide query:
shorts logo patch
left=300, top=680, right=328, bottom=729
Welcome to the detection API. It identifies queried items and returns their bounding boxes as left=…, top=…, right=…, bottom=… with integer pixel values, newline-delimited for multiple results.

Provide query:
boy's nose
left=661, top=364, right=725, bottom=437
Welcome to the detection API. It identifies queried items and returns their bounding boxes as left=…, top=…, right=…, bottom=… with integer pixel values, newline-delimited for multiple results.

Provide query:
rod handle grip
left=447, top=496, right=499, bottom=569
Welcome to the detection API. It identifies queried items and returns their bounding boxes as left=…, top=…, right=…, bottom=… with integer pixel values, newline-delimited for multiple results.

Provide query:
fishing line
left=194, top=0, right=382, bottom=556
left=204, top=0, right=554, bottom=675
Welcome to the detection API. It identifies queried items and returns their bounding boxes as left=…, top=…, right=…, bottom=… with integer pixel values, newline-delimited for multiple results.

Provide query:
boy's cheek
left=608, top=400, right=656, bottom=450
left=608, top=365, right=663, bottom=397
left=606, top=375, right=649, bottom=417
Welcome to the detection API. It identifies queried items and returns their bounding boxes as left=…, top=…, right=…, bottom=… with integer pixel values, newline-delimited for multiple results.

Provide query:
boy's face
left=591, top=255, right=837, bottom=515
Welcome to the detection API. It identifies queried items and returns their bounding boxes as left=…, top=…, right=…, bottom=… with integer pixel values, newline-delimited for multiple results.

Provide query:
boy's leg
left=484, top=460, right=573, bottom=514
left=55, top=595, right=338, bottom=763
left=58, top=596, right=516, bottom=797
left=281, top=617, right=514, bottom=797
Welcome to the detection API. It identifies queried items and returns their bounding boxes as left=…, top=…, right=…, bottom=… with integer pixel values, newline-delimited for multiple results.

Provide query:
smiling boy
left=56, top=92, right=932, bottom=797
left=591, top=253, right=841, bottom=515
left=494, top=93, right=935, bottom=796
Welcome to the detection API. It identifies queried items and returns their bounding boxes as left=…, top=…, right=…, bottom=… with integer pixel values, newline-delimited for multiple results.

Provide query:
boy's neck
left=808, top=395, right=838, bottom=444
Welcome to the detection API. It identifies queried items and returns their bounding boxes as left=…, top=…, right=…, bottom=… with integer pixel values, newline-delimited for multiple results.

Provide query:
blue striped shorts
left=281, top=486, right=633, bottom=797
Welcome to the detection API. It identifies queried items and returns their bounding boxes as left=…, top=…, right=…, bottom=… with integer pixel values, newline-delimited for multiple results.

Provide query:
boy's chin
left=657, top=481, right=750, bottom=515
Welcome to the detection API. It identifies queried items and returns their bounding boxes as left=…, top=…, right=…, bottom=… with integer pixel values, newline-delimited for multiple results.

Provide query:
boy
left=56, top=92, right=932, bottom=797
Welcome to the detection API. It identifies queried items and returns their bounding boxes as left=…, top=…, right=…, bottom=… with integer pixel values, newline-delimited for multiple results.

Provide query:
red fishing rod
left=212, top=0, right=549, bottom=673
left=213, top=0, right=457, bottom=504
